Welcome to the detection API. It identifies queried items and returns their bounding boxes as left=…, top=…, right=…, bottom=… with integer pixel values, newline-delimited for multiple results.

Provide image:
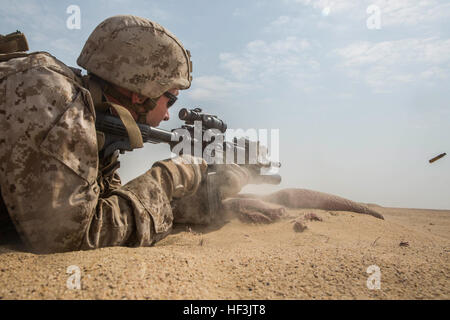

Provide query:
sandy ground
left=0, top=205, right=449, bottom=300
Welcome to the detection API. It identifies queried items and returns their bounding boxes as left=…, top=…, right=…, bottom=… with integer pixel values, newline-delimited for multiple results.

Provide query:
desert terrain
left=0, top=204, right=448, bottom=300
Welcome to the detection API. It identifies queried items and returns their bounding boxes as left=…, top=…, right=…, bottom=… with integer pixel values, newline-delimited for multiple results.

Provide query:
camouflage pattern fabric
left=0, top=52, right=203, bottom=253
left=77, top=15, right=193, bottom=99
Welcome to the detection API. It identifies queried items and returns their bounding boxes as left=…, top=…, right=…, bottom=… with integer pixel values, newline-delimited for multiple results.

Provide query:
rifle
left=95, top=107, right=281, bottom=219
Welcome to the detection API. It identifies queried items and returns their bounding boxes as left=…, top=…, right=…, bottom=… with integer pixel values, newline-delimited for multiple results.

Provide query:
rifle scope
left=179, top=108, right=227, bottom=133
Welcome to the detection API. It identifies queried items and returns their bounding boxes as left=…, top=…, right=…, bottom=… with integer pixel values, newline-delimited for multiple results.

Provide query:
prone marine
left=0, top=15, right=254, bottom=253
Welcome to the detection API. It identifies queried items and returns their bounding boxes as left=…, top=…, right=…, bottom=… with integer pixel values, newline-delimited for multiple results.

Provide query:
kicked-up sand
left=0, top=205, right=449, bottom=299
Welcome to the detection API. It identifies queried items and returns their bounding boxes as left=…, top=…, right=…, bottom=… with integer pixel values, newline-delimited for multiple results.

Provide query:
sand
left=0, top=205, right=449, bottom=300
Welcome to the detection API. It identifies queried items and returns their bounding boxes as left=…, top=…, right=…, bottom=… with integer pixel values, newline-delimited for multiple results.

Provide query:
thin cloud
left=283, top=0, right=450, bottom=26
left=0, top=0, right=65, bottom=32
left=371, top=0, right=450, bottom=27
left=335, top=38, right=450, bottom=66
left=219, top=37, right=318, bottom=83
left=288, top=0, right=356, bottom=13
left=334, top=38, right=450, bottom=91
left=0, top=0, right=70, bottom=56
left=186, top=76, right=250, bottom=101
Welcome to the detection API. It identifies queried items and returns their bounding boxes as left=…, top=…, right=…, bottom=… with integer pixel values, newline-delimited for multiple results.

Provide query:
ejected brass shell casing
left=429, top=153, right=447, bottom=163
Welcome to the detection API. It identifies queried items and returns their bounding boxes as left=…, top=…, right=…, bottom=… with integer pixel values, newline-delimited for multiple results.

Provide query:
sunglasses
left=163, top=91, right=178, bottom=108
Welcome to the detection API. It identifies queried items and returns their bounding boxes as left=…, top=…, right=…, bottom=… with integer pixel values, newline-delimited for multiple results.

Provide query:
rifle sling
left=82, top=75, right=144, bottom=150
left=101, top=102, right=144, bottom=150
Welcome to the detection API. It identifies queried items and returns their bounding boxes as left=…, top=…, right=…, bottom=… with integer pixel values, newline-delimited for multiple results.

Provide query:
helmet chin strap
left=102, top=82, right=158, bottom=124
left=88, top=74, right=158, bottom=124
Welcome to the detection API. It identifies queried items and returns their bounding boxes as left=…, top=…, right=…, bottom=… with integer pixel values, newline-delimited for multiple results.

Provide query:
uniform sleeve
left=82, top=165, right=176, bottom=250
left=0, top=61, right=177, bottom=253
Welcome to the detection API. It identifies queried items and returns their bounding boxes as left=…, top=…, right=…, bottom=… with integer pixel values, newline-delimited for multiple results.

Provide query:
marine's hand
left=170, top=164, right=251, bottom=225
left=215, top=164, right=251, bottom=199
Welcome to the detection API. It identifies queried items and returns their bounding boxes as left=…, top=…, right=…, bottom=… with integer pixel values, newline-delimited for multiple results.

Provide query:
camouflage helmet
left=77, top=15, right=192, bottom=99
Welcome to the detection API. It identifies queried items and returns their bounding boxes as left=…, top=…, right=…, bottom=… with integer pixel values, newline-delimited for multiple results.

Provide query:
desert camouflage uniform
left=0, top=51, right=204, bottom=253
left=0, top=15, right=252, bottom=253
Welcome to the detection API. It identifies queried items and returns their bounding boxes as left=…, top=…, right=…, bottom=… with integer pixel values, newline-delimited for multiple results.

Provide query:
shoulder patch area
left=0, top=51, right=80, bottom=84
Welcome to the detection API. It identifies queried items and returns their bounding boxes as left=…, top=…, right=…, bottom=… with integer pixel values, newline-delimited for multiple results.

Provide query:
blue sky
left=1, top=0, right=449, bottom=209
